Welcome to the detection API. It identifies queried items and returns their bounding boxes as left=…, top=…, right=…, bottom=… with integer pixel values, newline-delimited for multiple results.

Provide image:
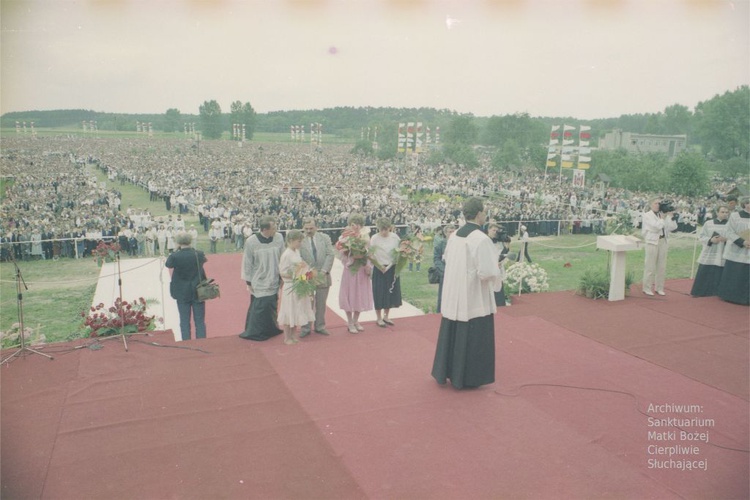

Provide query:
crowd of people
left=1, top=136, right=747, bottom=386
left=0, top=136, right=736, bottom=265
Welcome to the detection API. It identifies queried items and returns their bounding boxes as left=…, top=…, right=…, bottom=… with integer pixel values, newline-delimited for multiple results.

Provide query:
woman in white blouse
left=370, top=218, right=402, bottom=328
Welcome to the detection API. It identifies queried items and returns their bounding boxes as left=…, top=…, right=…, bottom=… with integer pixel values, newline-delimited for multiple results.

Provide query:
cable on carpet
left=128, top=338, right=211, bottom=353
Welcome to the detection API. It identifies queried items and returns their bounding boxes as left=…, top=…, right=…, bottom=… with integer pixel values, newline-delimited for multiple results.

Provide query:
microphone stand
left=97, top=248, right=129, bottom=351
left=1, top=252, right=53, bottom=365
left=115, top=249, right=129, bottom=351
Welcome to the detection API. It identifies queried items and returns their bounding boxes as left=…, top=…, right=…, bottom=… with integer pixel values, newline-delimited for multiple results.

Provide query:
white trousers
left=643, top=238, right=668, bottom=292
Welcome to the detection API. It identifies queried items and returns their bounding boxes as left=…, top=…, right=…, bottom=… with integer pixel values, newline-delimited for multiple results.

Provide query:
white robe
left=697, top=219, right=727, bottom=267
left=723, top=211, right=750, bottom=265
left=440, top=228, right=503, bottom=322
left=241, top=233, right=285, bottom=297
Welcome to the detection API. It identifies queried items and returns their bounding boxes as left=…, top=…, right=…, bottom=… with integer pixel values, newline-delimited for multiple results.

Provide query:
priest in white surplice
left=432, top=198, right=503, bottom=389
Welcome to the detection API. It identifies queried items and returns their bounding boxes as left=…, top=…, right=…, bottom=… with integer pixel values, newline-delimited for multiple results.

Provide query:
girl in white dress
left=278, top=230, right=316, bottom=345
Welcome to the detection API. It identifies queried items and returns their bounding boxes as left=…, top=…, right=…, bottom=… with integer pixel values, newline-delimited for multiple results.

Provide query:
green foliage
left=351, top=139, right=375, bottom=156
left=163, top=108, right=181, bottom=133
left=229, top=100, right=257, bottom=140
left=491, top=139, right=521, bottom=170
left=3, top=87, right=746, bottom=156
left=668, top=152, right=710, bottom=197
left=577, top=270, right=635, bottom=299
left=693, top=86, right=750, bottom=160
left=0, top=176, right=15, bottom=203
left=199, top=100, right=223, bottom=139
left=715, top=156, right=750, bottom=180
left=528, top=144, right=548, bottom=171
left=444, top=114, right=477, bottom=145
left=662, top=104, right=692, bottom=135
left=589, top=150, right=668, bottom=192
left=428, top=148, right=450, bottom=166
left=442, top=143, right=479, bottom=168
left=376, top=146, right=397, bottom=161
left=481, top=113, right=547, bottom=150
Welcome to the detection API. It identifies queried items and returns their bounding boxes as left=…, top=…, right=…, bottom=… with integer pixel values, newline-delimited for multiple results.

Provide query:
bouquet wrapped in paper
left=289, top=261, right=322, bottom=297
left=336, top=228, right=373, bottom=274
left=391, top=236, right=420, bottom=277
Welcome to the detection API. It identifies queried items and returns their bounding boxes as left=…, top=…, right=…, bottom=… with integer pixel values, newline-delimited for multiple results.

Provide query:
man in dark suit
left=299, top=217, right=335, bottom=337
left=165, top=231, right=207, bottom=340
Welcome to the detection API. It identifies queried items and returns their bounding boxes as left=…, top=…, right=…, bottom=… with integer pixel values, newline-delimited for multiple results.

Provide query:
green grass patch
left=0, top=232, right=700, bottom=344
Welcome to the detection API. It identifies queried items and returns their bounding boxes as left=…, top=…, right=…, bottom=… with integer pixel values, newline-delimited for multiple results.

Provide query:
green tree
left=444, top=114, right=477, bottom=146
left=481, top=113, right=546, bottom=151
left=668, top=152, right=710, bottom=197
left=199, top=100, right=223, bottom=139
left=229, top=100, right=257, bottom=140
left=491, top=139, right=521, bottom=171
left=351, top=139, right=374, bottom=157
left=163, top=108, right=181, bottom=133
left=662, top=104, right=692, bottom=135
left=441, top=114, right=479, bottom=167
left=693, top=86, right=750, bottom=160
left=443, top=143, right=479, bottom=168
left=590, top=150, right=668, bottom=192
left=716, top=157, right=750, bottom=180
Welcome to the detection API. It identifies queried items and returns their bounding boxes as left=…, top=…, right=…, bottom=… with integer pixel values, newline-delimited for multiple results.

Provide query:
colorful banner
left=579, top=125, right=591, bottom=140
left=573, top=169, right=586, bottom=187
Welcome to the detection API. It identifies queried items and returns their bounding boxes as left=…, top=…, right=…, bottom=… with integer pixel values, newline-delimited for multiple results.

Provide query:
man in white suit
left=641, top=199, right=678, bottom=296
left=299, top=218, right=335, bottom=337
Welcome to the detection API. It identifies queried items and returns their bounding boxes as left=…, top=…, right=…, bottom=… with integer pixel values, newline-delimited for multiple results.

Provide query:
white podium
left=596, top=235, right=643, bottom=301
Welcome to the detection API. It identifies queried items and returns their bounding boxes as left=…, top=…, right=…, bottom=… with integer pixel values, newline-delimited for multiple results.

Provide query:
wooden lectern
left=596, top=235, right=643, bottom=301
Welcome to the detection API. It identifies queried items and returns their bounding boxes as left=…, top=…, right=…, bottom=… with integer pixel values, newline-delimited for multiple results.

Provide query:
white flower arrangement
left=504, top=262, right=550, bottom=294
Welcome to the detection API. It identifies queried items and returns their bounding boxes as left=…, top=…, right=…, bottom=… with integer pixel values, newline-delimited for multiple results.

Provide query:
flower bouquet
left=92, top=240, right=121, bottom=266
left=391, top=236, right=420, bottom=277
left=81, top=297, right=156, bottom=337
left=289, top=261, right=321, bottom=297
left=504, top=262, right=550, bottom=295
left=336, top=228, right=373, bottom=274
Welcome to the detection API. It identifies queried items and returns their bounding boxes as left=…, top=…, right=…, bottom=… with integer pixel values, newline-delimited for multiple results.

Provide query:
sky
left=1, top=0, right=748, bottom=119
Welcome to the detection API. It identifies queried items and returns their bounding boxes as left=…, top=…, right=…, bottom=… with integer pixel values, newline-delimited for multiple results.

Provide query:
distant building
left=599, top=129, right=687, bottom=157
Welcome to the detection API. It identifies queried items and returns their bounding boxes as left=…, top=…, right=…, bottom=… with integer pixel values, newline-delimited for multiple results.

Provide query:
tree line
left=2, top=86, right=747, bottom=196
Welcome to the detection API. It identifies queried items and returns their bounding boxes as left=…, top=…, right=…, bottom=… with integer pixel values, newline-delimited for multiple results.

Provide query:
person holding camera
left=488, top=223, right=509, bottom=307
left=641, top=198, right=678, bottom=296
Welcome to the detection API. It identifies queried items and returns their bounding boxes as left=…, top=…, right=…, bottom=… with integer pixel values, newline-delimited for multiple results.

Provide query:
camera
left=493, top=230, right=511, bottom=244
left=658, top=200, right=675, bottom=213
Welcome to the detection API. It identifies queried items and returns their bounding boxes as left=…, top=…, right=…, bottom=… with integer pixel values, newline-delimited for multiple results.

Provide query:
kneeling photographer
left=641, top=198, right=678, bottom=296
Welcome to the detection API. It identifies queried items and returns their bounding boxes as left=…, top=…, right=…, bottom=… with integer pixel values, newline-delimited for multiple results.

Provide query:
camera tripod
left=1, top=252, right=53, bottom=365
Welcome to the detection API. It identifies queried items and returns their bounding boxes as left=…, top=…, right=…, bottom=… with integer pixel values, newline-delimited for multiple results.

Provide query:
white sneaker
left=643, top=290, right=654, bottom=296
left=656, top=290, right=666, bottom=296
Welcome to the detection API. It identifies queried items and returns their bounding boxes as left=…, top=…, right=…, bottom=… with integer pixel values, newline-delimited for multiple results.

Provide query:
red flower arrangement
left=92, top=240, right=121, bottom=266
left=392, top=236, right=421, bottom=276
left=81, top=297, right=156, bottom=337
left=335, top=228, right=373, bottom=274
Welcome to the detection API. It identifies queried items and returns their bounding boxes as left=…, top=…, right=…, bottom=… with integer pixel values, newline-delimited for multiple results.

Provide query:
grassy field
left=1, top=160, right=703, bottom=345
left=1, top=226, right=701, bottom=346
left=399, top=232, right=699, bottom=313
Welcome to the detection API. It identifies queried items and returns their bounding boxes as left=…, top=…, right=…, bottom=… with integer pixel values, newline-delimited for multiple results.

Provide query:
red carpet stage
left=2, top=255, right=748, bottom=499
